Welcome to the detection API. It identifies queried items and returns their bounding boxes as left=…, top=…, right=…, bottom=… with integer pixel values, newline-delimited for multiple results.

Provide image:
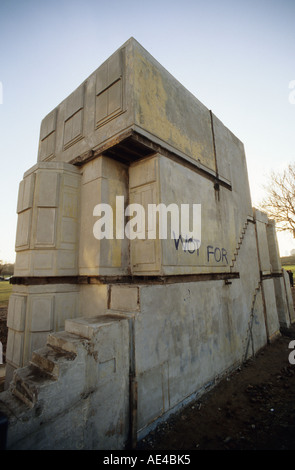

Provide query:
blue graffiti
left=172, top=232, right=228, bottom=263
left=173, top=233, right=200, bottom=254
left=207, top=245, right=228, bottom=264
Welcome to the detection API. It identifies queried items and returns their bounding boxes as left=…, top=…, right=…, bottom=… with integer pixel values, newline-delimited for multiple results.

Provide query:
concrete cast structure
left=0, top=38, right=293, bottom=449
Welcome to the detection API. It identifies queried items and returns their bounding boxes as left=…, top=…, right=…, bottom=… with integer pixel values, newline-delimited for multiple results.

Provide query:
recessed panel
left=29, top=295, right=54, bottom=332
left=63, top=85, right=85, bottom=149
left=39, top=109, right=57, bottom=161
left=15, top=209, right=32, bottom=249
left=36, top=172, right=59, bottom=207
left=17, top=173, right=35, bottom=213
left=35, top=208, right=56, bottom=246
left=63, top=109, right=84, bottom=149
left=95, top=49, right=124, bottom=128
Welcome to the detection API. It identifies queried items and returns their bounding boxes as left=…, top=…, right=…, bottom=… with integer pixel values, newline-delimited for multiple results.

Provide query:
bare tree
left=0, top=261, right=14, bottom=277
left=260, top=163, right=295, bottom=237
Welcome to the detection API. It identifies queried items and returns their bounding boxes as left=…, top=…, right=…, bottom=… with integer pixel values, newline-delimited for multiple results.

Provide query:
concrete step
left=105, top=309, right=135, bottom=317
left=11, top=364, right=54, bottom=408
left=65, top=314, right=128, bottom=340
left=231, top=221, right=250, bottom=268
left=30, top=345, right=76, bottom=379
left=47, top=330, right=85, bottom=355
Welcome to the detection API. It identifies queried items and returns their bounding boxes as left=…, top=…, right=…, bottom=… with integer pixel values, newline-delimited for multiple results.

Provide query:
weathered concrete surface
left=5, top=283, right=79, bottom=387
left=128, top=150, right=251, bottom=275
left=282, top=269, right=295, bottom=324
left=0, top=315, right=130, bottom=450
left=14, top=162, right=81, bottom=277
left=38, top=42, right=133, bottom=165
left=134, top=212, right=280, bottom=437
left=266, top=219, right=282, bottom=273
left=1, top=38, right=293, bottom=450
left=132, top=42, right=216, bottom=174
left=79, top=156, right=129, bottom=276
left=37, top=38, right=220, bottom=179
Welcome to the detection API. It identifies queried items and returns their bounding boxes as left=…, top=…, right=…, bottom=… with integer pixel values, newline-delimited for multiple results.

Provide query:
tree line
left=0, top=261, right=14, bottom=277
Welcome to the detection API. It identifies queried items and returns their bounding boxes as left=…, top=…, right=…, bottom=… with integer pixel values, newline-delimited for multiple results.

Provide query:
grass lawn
left=0, top=281, right=12, bottom=307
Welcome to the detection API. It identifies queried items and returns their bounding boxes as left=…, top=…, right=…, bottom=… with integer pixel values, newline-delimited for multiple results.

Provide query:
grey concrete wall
left=134, top=214, right=271, bottom=436
left=283, top=269, right=295, bottom=324
left=212, top=113, right=252, bottom=222
left=1, top=37, right=293, bottom=450
left=128, top=151, right=251, bottom=276
left=136, top=281, right=245, bottom=433
left=0, top=206, right=291, bottom=449
left=273, top=276, right=291, bottom=328
left=35, top=37, right=245, bottom=193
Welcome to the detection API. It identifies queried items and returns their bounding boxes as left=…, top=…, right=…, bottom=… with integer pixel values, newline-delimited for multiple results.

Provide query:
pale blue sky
left=0, top=0, right=294, bottom=262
